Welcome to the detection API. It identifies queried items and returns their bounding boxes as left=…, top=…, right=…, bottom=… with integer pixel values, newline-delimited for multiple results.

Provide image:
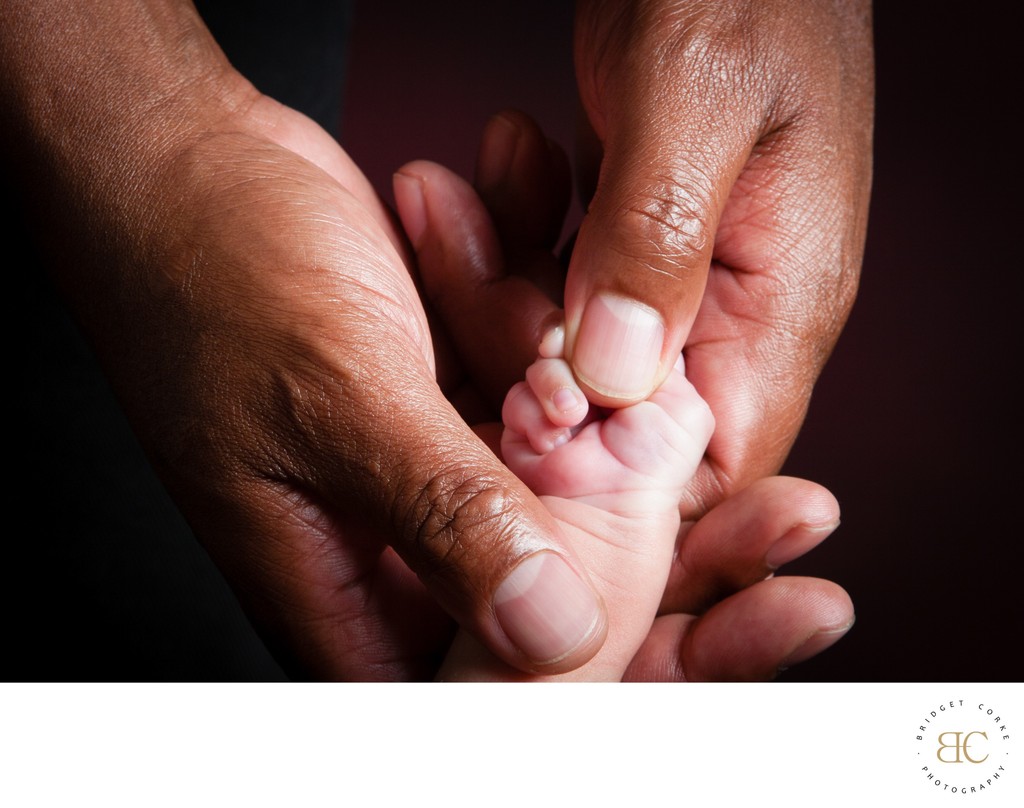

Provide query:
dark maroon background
left=340, top=1, right=1020, bottom=683
left=7, top=2, right=1017, bottom=682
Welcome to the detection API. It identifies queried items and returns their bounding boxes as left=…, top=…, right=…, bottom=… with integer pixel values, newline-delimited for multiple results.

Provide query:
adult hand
left=395, top=114, right=854, bottom=680
left=624, top=475, right=854, bottom=681
left=2, top=1, right=616, bottom=679
left=566, top=0, right=874, bottom=510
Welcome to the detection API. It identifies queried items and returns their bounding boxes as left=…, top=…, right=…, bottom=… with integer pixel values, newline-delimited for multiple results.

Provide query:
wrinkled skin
left=565, top=0, right=874, bottom=513
left=396, top=124, right=853, bottom=681
left=1, top=0, right=865, bottom=679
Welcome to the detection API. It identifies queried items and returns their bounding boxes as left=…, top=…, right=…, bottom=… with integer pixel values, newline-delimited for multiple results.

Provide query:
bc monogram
left=936, top=731, right=988, bottom=764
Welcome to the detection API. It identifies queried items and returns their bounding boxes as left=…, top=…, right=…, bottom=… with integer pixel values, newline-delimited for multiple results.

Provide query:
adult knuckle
left=407, top=470, right=516, bottom=576
left=613, top=179, right=714, bottom=281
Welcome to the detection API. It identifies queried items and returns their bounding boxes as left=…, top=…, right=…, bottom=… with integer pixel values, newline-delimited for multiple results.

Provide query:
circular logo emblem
left=915, top=698, right=1012, bottom=796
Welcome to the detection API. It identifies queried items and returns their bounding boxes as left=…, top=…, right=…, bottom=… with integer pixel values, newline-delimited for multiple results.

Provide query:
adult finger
left=623, top=577, right=854, bottom=681
left=474, top=109, right=572, bottom=257
left=395, top=159, right=563, bottom=411
left=662, top=477, right=841, bottom=615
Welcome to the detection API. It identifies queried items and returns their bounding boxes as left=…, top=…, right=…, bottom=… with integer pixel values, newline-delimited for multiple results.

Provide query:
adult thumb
left=563, top=88, right=754, bottom=407
left=385, top=394, right=607, bottom=674
left=384, top=160, right=608, bottom=673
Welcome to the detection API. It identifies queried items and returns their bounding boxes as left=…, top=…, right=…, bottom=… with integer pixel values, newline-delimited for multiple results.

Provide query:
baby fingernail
left=549, top=429, right=571, bottom=449
left=538, top=324, right=566, bottom=359
left=552, top=387, right=581, bottom=413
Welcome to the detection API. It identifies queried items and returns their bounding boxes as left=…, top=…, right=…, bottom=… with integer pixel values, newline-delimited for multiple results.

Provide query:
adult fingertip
left=765, top=519, right=841, bottom=570
left=779, top=617, right=856, bottom=671
left=762, top=480, right=841, bottom=569
left=777, top=579, right=855, bottom=669
left=475, top=112, right=520, bottom=191
left=493, top=551, right=607, bottom=669
left=393, top=170, right=427, bottom=248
